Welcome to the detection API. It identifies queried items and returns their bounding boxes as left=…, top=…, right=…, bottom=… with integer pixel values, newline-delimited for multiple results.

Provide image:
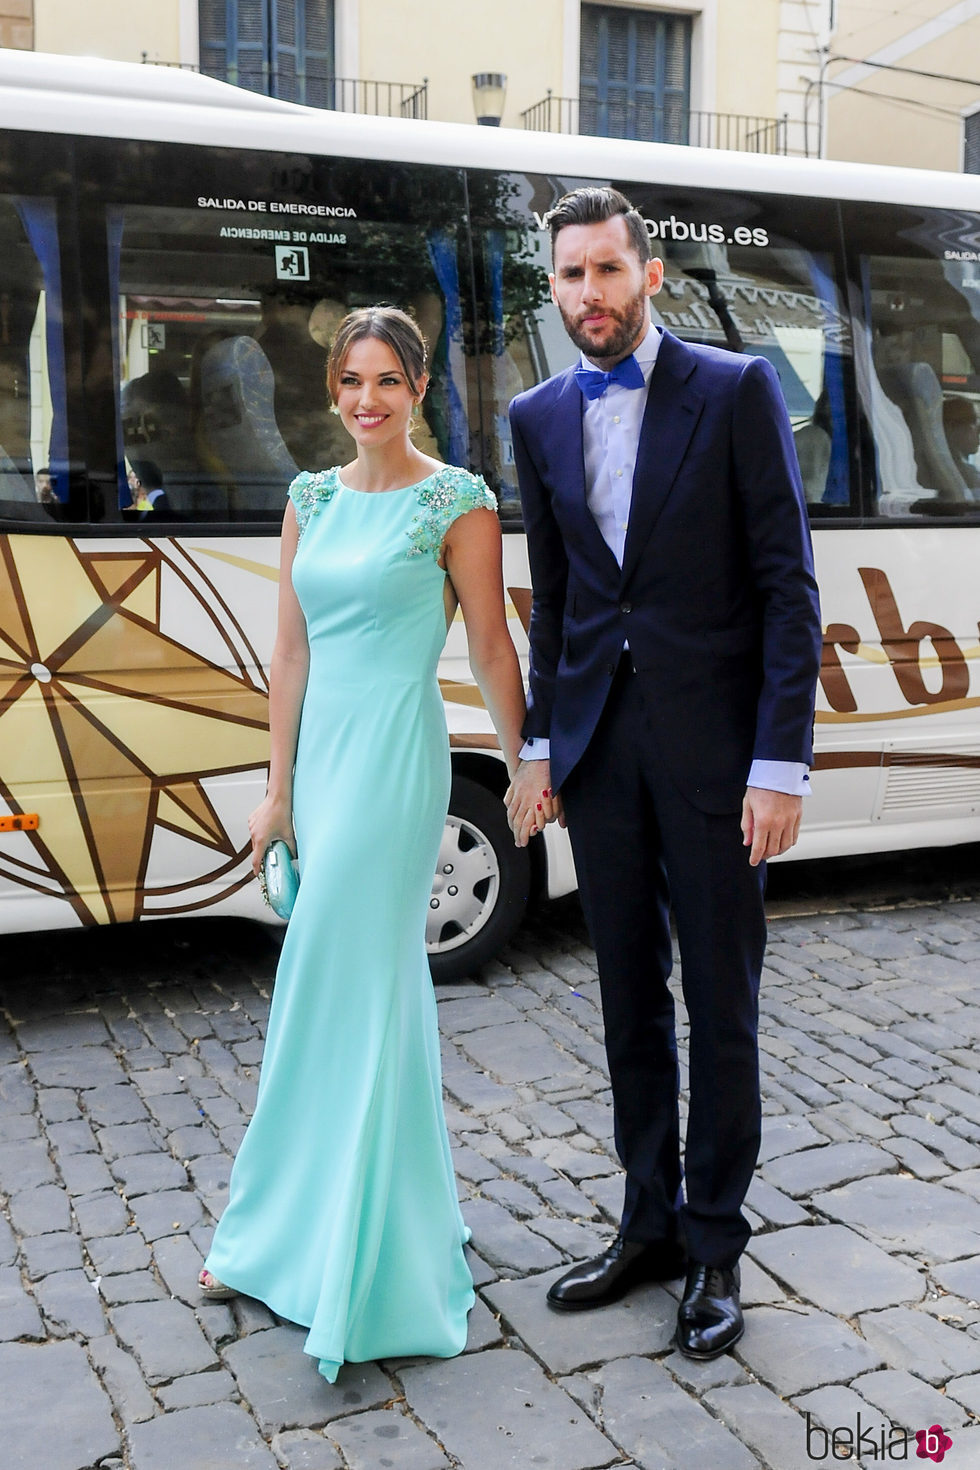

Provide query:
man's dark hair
left=130, top=458, right=164, bottom=490
left=544, top=187, right=651, bottom=265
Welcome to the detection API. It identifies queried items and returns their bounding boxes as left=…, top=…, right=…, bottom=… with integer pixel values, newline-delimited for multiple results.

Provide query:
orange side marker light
left=0, top=814, right=39, bottom=832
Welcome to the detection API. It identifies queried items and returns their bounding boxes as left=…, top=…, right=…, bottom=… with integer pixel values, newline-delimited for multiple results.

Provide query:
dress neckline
left=334, top=466, right=438, bottom=496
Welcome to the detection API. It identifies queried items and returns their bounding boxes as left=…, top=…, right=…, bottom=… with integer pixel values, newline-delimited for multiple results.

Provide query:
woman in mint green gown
left=201, top=307, right=535, bottom=1383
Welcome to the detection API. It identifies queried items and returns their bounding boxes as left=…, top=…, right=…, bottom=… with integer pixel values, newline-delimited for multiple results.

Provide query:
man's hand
left=505, top=759, right=566, bottom=848
left=741, top=787, right=802, bottom=867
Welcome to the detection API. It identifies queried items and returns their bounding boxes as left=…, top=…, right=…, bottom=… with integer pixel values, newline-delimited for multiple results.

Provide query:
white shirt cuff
left=748, top=760, right=811, bottom=796
left=520, top=737, right=551, bottom=762
left=518, top=747, right=809, bottom=795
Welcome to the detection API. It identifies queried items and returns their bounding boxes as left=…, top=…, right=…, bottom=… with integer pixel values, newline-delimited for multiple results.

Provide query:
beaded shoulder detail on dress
left=406, top=467, right=496, bottom=560
left=289, top=469, right=339, bottom=537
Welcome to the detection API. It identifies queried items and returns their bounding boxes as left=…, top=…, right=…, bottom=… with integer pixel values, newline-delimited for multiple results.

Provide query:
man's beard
left=559, top=290, right=648, bottom=362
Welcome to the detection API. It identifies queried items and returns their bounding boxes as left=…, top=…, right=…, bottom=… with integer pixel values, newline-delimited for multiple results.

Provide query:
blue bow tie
left=574, top=355, right=645, bottom=400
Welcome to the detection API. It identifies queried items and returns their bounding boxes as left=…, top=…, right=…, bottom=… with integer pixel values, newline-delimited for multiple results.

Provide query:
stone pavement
left=3, top=879, right=980, bottom=1468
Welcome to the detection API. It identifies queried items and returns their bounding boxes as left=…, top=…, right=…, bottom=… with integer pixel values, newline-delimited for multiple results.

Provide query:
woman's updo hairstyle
left=326, top=305, right=427, bottom=404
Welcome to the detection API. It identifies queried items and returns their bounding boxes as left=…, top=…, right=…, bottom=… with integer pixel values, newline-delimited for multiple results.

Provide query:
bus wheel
left=427, top=774, right=531, bottom=983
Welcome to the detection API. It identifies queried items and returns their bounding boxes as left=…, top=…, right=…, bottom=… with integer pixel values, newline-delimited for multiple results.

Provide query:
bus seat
left=878, top=362, right=969, bottom=502
left=792, top=420, right=831, bottom=502
left=197, top=336, right=297, bottom=512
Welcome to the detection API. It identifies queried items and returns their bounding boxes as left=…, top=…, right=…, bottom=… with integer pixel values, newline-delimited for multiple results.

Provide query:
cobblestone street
left=4, top=864, right=980, bottom=1469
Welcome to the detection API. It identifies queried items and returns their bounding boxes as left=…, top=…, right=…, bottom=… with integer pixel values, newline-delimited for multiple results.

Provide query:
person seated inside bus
left=942, top=395, right=980, bottom=497
left=121, top=367, right=195, bottom=512
left=30, top=463, right=77, bottom=522
left=124, top=458, right=172, bottom=520
left=35, top=465, right=57, bottom=507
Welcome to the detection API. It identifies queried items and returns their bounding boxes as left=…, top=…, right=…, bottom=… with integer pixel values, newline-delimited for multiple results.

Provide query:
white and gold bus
left=1, top=51, right=979, bottom=977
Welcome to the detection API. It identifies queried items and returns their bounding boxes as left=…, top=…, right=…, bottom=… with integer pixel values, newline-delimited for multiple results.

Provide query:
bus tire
left=427, top=774, right=531, bottom=983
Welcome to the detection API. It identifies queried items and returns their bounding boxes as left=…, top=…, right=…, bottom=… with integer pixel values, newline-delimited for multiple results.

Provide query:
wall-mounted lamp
left=472, top=72, right=507, bottom=126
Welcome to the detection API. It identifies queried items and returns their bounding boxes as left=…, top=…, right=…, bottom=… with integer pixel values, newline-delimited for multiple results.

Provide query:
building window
left=580, top=3, right=691, bottom=143
left=199, top=0, right=334, bottom=108
left=966, top=110, right=980, bottom=174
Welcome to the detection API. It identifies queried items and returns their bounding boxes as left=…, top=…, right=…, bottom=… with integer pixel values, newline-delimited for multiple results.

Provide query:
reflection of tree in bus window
left=307, top=297, right=345, bottom=350
left=306, top=297, right=357, bottom=468
left=405, top=289, right=443, bottom=461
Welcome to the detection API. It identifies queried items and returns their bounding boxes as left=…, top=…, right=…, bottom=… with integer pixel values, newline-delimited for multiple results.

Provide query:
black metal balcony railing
left=689, top=110, right=788, bottom=153
left=314, top=76, right=428, bottom=119
left=521, top=93, right=581, bottom=135
left=520, top=91, right=788, bottom=155
left=142, top=56, right=428, bottom=120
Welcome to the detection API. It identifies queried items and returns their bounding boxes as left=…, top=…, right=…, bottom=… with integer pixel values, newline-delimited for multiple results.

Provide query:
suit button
left=606, top=662, right=616, bottom=676
left=620, top=601, right=632, bottom=614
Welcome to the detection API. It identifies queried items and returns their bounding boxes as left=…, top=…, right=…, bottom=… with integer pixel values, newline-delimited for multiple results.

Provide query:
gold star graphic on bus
left=0, top=537, right=269, bottom=926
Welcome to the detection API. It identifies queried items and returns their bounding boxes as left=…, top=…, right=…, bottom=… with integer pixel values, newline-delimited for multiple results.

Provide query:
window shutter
left=579, top=9, right=599, bottom=136
left=662, top=15, right=689, bottom=144
left=298, top=0, right=334, bottom=108
left=605, top=9, right=630, bottom=139
left=200, top=0, right=334, bottom=105
left=199, top=0, right=229, bottom=82
left=235, top=1, right=270, bottom=95
left=272, top=0, right=298, bottom=100
left=966, top=111, right=980, bottom=174
left=579, top=4, right=691, bottom=144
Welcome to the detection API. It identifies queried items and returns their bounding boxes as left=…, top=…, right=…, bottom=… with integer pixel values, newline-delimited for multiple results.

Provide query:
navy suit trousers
left=561, top=660, right=767, bottom=1268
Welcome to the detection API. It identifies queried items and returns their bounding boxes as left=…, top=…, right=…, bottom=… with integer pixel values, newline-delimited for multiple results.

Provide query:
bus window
left=473, top=174, right=855, bottom=520
left=112, top=204, right=348, bottom=521
left=845, top=203, right=980, bottom=519
left=0, top=196, right=69, bottom=523
left=95, top=147, right=473, bottom=525
left=636, top=191, right=853, bottom=516
left=468, top=174, right=563, bottom=519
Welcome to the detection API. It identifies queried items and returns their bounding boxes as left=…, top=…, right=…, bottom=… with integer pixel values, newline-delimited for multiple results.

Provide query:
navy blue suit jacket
left=509, top=329, right=822, bottom=813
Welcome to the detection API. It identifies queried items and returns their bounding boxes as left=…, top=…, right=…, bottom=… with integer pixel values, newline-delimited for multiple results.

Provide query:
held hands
left=741, top=787, right=802, bottom=867
left=505, top=759, right=566, bottom=848
left=247, top=796, right=296, bottom=877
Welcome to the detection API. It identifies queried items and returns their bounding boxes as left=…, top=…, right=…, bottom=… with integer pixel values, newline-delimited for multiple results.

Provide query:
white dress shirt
left=521, top=322, right=809, bottom=798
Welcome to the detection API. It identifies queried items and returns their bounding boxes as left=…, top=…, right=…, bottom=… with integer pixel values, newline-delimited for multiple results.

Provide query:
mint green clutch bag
left=258, top=840, right=299, bottom=920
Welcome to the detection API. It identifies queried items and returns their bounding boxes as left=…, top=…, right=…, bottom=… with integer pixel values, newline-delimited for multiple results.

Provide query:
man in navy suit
left=505, top=187, right=821, bottom=1359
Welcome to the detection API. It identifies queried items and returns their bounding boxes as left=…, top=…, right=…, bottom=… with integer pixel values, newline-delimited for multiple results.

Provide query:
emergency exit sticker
left=275, top=245, right=310, bottom=281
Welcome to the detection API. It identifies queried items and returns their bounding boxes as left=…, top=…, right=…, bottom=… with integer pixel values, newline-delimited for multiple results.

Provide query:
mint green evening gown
left=204, top=465, right=495, bottom=1382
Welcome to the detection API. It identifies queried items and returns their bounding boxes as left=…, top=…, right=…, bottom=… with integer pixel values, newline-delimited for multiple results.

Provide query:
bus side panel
left=0, top=532, right=277, bottom=928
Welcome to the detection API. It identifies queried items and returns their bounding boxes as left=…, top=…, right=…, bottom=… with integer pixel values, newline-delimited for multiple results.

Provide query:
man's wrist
left=520, top=736, right=551, bottom=762
left=747, top=758, right=810, bottom=797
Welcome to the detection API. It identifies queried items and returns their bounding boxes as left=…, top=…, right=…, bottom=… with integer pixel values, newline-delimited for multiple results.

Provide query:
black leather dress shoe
left=546, top=1234, right=687, bottom=1312
left=674, top=1261, right=744, bottom=1359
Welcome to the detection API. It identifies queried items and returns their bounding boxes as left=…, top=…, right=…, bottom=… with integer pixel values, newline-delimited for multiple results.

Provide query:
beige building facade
left=0, top=0, right=32, bottom=51
left=33, top=0, right=198, bottom=68
left=825, top=0, right=980, bottom=172
left=13, top=0, right=815, bottom=150
left=7, top=0, right=979, bottom=169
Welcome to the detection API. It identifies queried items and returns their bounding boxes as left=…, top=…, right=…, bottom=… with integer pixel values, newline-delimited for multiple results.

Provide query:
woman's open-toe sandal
left=198, top=1268, right=237, bottom=1300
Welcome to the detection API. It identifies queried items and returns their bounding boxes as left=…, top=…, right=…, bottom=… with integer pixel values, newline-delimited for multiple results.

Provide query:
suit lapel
left=621, top=332, right=704, bottom=587
left=550, top=370, right=621, bottom=579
